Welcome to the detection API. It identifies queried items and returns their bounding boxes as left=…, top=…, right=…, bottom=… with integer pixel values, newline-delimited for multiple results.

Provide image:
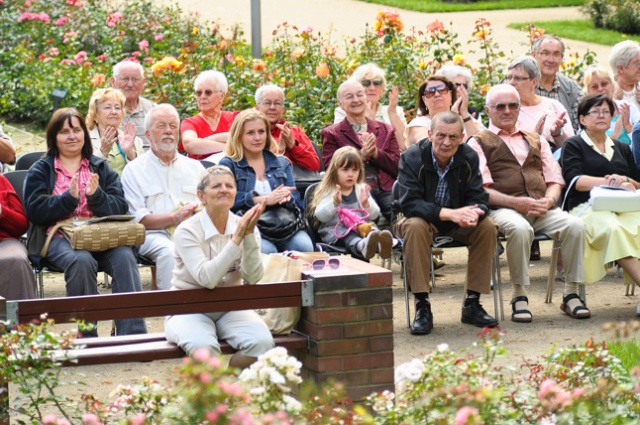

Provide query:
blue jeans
left=46, top=236, right=148, bottom=336
left=260, top=229, right=314, bottom=253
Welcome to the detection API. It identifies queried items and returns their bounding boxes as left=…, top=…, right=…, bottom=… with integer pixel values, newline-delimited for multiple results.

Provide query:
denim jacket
left=219, top=151, right=302, bottom=212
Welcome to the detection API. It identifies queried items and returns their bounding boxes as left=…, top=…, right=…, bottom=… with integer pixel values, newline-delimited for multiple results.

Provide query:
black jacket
left=397, top=139, right=489, bottom=233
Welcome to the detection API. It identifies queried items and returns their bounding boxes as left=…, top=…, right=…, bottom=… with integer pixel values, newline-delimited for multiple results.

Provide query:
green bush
left=583, top=0, right=640, bottom=35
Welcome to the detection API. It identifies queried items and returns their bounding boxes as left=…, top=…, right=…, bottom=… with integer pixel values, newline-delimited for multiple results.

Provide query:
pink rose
left=138, top=39, right=149, bottom=51
left=54, top=16, right=68, bottom=26
left=74, top=50, right=87, bottom=64
left=454, top=406, right=479, bottom=425
left=154, top=34, right=164, bottom=41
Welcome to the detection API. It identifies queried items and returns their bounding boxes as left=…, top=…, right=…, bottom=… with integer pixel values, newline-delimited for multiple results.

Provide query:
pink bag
left=334, top=208, right=373, bottom=239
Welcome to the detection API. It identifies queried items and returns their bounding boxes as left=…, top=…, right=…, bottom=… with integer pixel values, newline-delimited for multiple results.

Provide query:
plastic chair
left=15, top=151, right=45, bottom=171
left=4, top=170, right=28, bottom=204
left=200, top=160, right=215, bottom=169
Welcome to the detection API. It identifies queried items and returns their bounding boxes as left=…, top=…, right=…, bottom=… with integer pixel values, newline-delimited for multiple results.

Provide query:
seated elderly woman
left=583, top=66, right=640, bottom=145
left=405, top=75, right=482, bottom=147
left=0, top=174, right=36, bottom=300
left=180, top=70, right=240, bottom=160
left=435, top=64, right=482, bottom=119
left=164, top=165, right=273, bottom=366
left=219, top=109, right=314, bottom=254
left=24, top=108, right=147, bottom=337
left=561, top=94, right=640, bottom=317
left=86, top=88, right=144, bottom=174
left=506, top=56, right=574, bottom=151
left=334, top=63, right=407, bottom=151
left=254, top=84, right=320, bottom=171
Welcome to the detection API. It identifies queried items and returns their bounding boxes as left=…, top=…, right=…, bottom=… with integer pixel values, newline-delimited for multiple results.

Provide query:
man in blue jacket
left=394, top=111, right=498, bottom=335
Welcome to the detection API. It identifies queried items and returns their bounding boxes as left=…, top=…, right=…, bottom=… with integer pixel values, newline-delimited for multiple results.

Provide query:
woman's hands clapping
left=232, top=200, right=266, bottom=245
left=69, top=172, right=100, bottom=199
left=266, top=184, right=295, bottom=205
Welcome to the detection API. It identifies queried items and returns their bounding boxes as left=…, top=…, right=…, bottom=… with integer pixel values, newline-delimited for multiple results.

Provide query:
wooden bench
left=0, top=281, right=313, bottom=366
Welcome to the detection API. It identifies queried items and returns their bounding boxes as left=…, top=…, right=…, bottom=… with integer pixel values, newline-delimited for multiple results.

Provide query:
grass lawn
left=357, top=0, right=584, bottom=13
left=608, top=339, right=640, bottom=372
left=508, top=19, right=640, bottom=45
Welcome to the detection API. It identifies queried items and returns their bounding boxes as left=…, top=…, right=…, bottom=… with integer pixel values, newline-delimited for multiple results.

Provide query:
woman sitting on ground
left=180, top=70, right=240, bottom=160
left=334, top=63, right=407, bottom=151
left=24, top=108, right=147, bottom=337
left=0, top=173, right=36, bottom=300
left=561, top=94, right=640, bottom=318
left=405, top=75, right=481, bottom=147
left=86, top=88, right=144, bottom=174
left=164, top=165, right=273, bottom=367
left=219, top=109, right=314, bottom=254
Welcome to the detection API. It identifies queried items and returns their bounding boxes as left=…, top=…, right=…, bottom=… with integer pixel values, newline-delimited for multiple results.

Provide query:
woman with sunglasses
left=180, top=70, right=240, bottom=160
left=334, top=63, right=407, bottom=151
left=561, top=94, right=640, bottom=317
left=165, top=165, right=275, bottom=366
left=406, top=75, right=482, bottom=147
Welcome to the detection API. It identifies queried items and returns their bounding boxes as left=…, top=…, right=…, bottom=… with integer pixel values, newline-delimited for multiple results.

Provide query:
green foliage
left=583, top=0, right=640, bottom=36
left=356, top=0, right=585, bottom=13
left=608, top=339, right=640, bottom=372
left=508, top=19, right=640, bottom=46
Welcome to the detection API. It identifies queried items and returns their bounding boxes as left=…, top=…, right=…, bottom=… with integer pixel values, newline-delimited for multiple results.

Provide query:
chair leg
left=403, top=257, right=411, bottom=329
left=545, top=238, right=560, bottom=304
left=103, top=272, right=110, bottom=288
left=429, top=245, right=436, bottom=289
left=38, top=269, right=44, bottom=299
left=492, top=244, right=505, bottom=321
left=626, top=283, right=636, bottom=296
left=151, top=266, right=157, bottom=290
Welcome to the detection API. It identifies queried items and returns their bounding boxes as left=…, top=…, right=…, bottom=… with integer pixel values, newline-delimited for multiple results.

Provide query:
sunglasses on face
left=361, top=79, right=383, bottom=88
left=455, top=82, right=469, bottom=90
left=195, top=89, right=217, bottom=97
left=488, top=102, right=520, bottom=112
left=424, top=84, right=450, bottom=98
left=310, top=258, right=340, bottom=270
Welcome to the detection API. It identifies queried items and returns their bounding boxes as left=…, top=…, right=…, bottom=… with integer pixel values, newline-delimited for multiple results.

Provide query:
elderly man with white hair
left=467, top=84, right=587, bottom=323
left=110, top=60, right=156, bottom=150
left=122, top=104, right=205, bottom=290
left=254, top=84, right=320, bottom=171
left=609, top=40, right=640, bottom=112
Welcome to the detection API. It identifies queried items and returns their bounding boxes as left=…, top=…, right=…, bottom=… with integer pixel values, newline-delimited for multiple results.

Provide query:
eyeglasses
left=424, top=84, right=450, bottom=98
left=260, top=101, right=283, bottom=108
left=488, top=102, right=520, bottom=112
left=538, top=50, right=563, bottom=60
left=361, top=79, right=383, bottom=88
left=506, top=75, right=531, bottom=82
left=585, top=109, right=612, bottom=117
left=309, top=258, right=340, bottom=270
left=455, top=82, right=469, bottom=90
left=116, top=77, right=142, bottom=84
left=195, top=89, right=220, bottom=97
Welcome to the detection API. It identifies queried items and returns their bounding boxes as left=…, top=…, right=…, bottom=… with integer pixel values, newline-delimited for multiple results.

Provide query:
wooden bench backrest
left=0, top=281, right=314, bottom=325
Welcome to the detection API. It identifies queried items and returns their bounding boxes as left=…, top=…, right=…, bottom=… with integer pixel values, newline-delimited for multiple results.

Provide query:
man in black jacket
left=394, top=111, right=498, bottom=335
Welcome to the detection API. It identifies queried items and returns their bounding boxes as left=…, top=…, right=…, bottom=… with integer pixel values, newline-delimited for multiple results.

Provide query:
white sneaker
left=358, top=231, right=380, bottom=260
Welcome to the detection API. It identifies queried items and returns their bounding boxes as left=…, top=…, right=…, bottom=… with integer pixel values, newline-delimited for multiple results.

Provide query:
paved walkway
left=175, top=0, right=611, bottom=67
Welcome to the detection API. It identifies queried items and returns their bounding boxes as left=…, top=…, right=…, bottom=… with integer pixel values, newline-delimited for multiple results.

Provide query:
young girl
left=312, top=146, right=393, bottom=260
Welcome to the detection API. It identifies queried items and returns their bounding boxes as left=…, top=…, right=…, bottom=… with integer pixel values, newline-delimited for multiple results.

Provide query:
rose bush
left=1, top=0, right=595, bottom=142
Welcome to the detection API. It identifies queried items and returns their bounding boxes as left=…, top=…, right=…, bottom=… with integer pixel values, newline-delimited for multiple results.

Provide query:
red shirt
left=0, top=174, right=29, bottom=241
left=271, top=121, right=321, bottom=171
left=179, top=111, right=240, bottom=160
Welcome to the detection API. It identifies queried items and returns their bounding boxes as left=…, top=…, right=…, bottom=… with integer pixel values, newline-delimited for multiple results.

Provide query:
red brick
left=316, top=338, right=369, bottom=356
left=301, top=307, right=317, bottom=322
left=366, top=271, right=393, bottom=287
left=315, top=292, right=342, bottom=307
left=346, top=384, right=394, bottom=401
left=370, top=367, right=394, bottom=384
left=343, top=352, right=394, bottom=370
left=343, top=320, right=393, bottom=338
left=314, top=307, right=368, bottom=324
left=300, top=321, right=343, bottom=340
left=369, top=335, right=394, bottom=352
left=317, top=356, right=343, bottom=372
left=320, top=370, right=370, bottom=386
left=341, top=288, right=392, bottom=306
left=369, top=305, right=393, bottom=320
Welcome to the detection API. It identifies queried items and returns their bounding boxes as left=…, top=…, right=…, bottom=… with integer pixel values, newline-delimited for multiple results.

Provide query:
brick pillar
left=298, top=257, right=394, bottom=400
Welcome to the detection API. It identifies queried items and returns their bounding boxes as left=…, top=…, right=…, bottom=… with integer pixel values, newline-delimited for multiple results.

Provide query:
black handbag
left=254, top=203, right=305, bottom=244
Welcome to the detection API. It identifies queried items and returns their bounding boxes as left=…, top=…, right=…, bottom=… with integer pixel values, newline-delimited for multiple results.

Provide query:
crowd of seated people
left=5, top=35, right=640, bottom=358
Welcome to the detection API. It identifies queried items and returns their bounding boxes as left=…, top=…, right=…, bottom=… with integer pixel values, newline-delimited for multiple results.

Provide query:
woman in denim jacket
left=219, top=110, right=313, bottom=253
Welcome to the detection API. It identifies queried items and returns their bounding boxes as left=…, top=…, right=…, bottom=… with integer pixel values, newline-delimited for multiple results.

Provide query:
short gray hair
left=194, top=70, right=229, bottom=93
left=508, top=56, right=541, bottom=80
left=532, top=35, right=565, bottom=54
left=430, top=111, right=464, bottom=133
left=144, top=104, right=180, bottom=131
left=255, top=84, right=285, bottom=105
left=197, top=165, right=235, bottom=192
left=352, top=63, right=387, bottom=93
left=337, top=78, right=363, bottom=101
left=609, top=40, right=640, bottom=77
left=113, top=61, right=144, bottom=79
left=485, top=84, right=519, bottom=106
left=436, top=65, right=473, bottom=86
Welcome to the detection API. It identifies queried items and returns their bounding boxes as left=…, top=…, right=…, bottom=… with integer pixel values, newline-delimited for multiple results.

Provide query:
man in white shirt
left=122, top=104, right=204, bottom=290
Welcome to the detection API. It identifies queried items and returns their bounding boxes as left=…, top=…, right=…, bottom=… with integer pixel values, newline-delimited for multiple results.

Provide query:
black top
left=560, top=134, right=640, bottom=211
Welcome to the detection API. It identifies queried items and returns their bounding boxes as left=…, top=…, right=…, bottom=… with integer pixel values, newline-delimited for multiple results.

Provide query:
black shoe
left=411, top=303, right=433, bottom=335
left=530, top=240, right=541, bottom=261
left=461, top=301, right=498, bottom=328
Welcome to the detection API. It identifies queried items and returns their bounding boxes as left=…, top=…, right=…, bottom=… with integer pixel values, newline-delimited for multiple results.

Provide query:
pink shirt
left=517, top=97, right=574, bottom=143
left=467, top=124, right=565, bottom=187
left=52, top=157, right=94, bottom=219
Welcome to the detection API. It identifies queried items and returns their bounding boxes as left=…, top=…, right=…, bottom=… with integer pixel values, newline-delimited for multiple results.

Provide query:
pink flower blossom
left=54, top=16, right=68, bottom=26
left=74, top=50, right=87, bottom=64
left=83, top=61, right=93, bottom=67
left=49, top=47, right=59, bottom=56
left=130, top=414, right=146, bottom=425
left=60, top=59, right=76, bottom=65
left=206, top=411, right=219, bottom=422
left=199, top=372, right=212, bottom=384
left=81, top=413, right=101, bottom=424
left=218, top=381, right=242, bottom=396
left=106, top=12, right=122, bottom=28
left=154, top=34, right=164, bottom=41
left=131, top=51, right=141, bottom=57
left=138, top=39, right=149, bottom=51
left=193, top=348, right=210, bottom=362
left=144, top=57, right=154, bottom=64
left=454, top=406, right=479, bottom=425
left=38, top=53, right=47, bottom=60
left=42, top=415, right=59, bottom=424
left=208, top=356, right=221, bottom=368
left=97, top=54, right=107, bottom=62
left=91, top=73, right=106, bottom=86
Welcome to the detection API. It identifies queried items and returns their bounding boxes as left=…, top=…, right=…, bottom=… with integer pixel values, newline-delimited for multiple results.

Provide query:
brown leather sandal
left=560, top=293, right=591, bottom=319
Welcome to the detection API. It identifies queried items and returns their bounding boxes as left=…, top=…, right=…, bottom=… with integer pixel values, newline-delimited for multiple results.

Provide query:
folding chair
left=15, top=151, right=45, bottom=170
